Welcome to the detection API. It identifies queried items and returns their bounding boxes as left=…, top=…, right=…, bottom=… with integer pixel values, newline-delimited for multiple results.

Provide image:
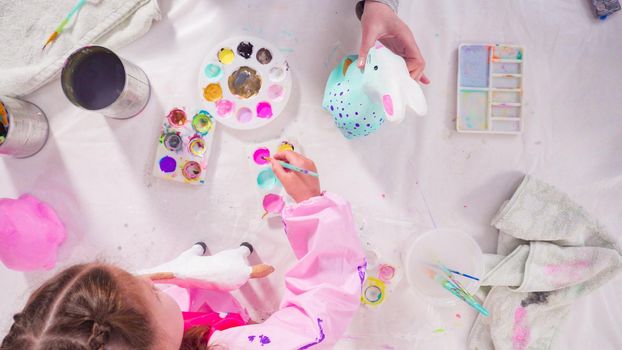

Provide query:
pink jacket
left=209, top=193, right=366, bottom=349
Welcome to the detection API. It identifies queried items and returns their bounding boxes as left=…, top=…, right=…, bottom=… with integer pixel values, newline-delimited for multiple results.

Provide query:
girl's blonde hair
left=1, top=263, right=212, bottom=350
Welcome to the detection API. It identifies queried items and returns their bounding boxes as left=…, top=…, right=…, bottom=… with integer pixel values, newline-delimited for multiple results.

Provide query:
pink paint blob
left=378, top=264, right=396, bottom=282
left=382, top=94, right=394, bottom=117
left=236, top=107, right=253, bottom=123
left=256, top=102, right=273, bottom=119
left=512, top=306, right=530, bottom=350
left=263, top=194, right=285, bottom=214
left=216, top=99, right=234, bottom=117
left=0, top=195, right=66, bottom=271
left=268, top=84, right=284, bottom=101
left=253, top=147, right=271, bottom=165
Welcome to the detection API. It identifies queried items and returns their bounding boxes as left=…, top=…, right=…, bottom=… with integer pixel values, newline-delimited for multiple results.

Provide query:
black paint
left=520, top=292, right=551, bottom=307
left=237, top=41, right=254, bottom=59
left=67, top=48, right=126, bottom=110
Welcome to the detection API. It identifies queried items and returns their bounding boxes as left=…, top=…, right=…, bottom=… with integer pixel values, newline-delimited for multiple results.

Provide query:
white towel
left=0, top=0, right=161, bottom=97
left=468, top=176, right=622, bottom=350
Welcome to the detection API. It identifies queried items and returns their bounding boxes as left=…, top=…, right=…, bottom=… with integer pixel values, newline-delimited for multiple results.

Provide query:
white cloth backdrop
left=1, top=1, right=621, bottom=349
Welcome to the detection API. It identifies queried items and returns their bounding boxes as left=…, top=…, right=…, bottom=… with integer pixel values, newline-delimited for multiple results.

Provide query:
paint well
left=257, top=168, right=278, bottom=190
left=203, top=83, right=223, bottom=102
left=269, top=66, right=285, bottom=82
left=217, top=48, right=235, bottom=64
left=256, top=102, right=273, bottom=119
left=459, top=91, right=488, bottom=130
left=262, top=193, right=284, bottom=214
left=459, top=45, right=490, bottom=88
left=256, top=48, right=273, bottom=64
left=268, top=84, right=284, bottom=101
left=189, top=138, right=207, bottom=156
left=182, top=161, right=202, bottom=180
left=216, top=99, right=234, bottom=117
left=192, top=112, right=213, bottom=134
left=168, top=108, right=187, bottom=126
left=159, top=156, right=176, bottom=173
left=253, top=147, right=271, bottom=165
left=204, top=64, right=222, bottom=79
left=277, top=141, right=294, bottom=153
left=228, top=66, right=262, bottom=99
left=236, top=107, right=253, bottom=123
left=163, top=134, right=182, bottom=151
left=237, top=41, right=254, bottom=59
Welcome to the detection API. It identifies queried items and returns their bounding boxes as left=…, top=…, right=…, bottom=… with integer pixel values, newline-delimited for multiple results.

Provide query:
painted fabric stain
left=218, top=48, right=235, bottom=64
left=512, top=306, right=530, bottom=350
left=256, top=102, right=273, bottom=119
left=204, top=63, right=222, bottom=79
left=228, top=66, right=262, bottom=99
left=256, top=48, right=273, bottom=64
left=248, top=334, right=271, bottom=346
left=520, top=292, right=550, bottom=307
left=237, top=41, right=254, bottom=59
left=236, top=107, right=253, bottom=123
left=544, top=260, right=590, bottom=286
left=432, top=328, right=445, bottom=333
left=216, top=99, right=234, bottom=117
left=203, top=83, right=223, bottom=102
left=298, top=318, right=325, bottom=350
left=159, top=156, right=176, bottom=173
left=253, top=147, right=271, bottom=165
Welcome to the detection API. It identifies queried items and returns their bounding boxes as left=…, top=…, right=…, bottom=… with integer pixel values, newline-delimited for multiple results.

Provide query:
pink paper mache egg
left=0, top=194, right=66, bottom=271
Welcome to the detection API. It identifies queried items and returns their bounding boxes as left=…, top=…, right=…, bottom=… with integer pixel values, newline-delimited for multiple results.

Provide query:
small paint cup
left=61, top=46, right=150, bottom=119
left=0, top=96, right=49, bottom=158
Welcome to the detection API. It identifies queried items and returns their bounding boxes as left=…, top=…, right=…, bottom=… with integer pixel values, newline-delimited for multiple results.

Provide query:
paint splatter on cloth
left=468, top=176, right=622, bottom=350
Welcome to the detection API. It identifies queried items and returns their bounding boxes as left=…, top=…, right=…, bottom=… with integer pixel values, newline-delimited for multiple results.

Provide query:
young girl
left=1, top=151, right=366, bottom=350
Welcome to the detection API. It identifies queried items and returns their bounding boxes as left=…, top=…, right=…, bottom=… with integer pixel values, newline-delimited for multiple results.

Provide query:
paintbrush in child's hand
left=263, top=156, right=319, bottom=177
left=42, top=0, right=88, bottom=51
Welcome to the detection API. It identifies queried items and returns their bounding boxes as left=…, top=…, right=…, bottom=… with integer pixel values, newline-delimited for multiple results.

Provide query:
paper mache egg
left=323, top=43, right=428, bottom=139
left=0, top=194, right=66, bottom=271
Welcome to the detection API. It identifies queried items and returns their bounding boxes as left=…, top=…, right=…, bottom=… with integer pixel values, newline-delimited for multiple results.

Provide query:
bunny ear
left=404, top=79, right=428, bottom=116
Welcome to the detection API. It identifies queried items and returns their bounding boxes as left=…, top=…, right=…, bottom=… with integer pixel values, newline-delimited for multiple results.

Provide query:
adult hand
left=359, top=1, right=430, bottom=84
left=270, top=151, right=321, bottom=203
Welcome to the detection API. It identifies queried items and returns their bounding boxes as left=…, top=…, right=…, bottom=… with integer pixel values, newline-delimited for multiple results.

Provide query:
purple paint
left=357, top=260, right=367, bottom=286
left=298, top=318, right=325, bottom=350
left=248, top=335, right=256, bottom=342
left=259, top=335, right=271, bottom=346
left=159, top=156, right=176, bottom=173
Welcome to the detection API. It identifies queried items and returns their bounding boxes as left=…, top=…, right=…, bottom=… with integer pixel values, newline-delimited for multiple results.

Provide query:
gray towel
left=0, top=0, right=160, bottom=97
left=468, top=176, right=622, bottom=350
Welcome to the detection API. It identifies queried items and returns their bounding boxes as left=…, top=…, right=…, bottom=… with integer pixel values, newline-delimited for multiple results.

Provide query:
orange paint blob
left=203, top=83, right=223, bottom=102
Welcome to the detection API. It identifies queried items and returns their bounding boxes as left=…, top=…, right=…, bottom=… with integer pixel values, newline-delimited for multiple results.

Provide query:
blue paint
left=459, top=45, right=490, bottom=88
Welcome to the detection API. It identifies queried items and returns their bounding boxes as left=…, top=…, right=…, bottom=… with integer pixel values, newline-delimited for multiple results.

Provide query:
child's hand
left=270, top=151, right=321, bottom=203
left=359, top=1, right=430, bottom=84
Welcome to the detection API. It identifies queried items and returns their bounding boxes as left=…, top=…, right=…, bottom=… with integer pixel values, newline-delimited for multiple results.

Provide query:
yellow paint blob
left=203, top=83, right=223, bottom=102
left=277, top=141, right=295, bottom=153
left=218, top=48, right=235, bottom=64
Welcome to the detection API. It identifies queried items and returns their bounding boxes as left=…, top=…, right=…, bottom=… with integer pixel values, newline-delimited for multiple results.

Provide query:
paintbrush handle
left=436, top=275, right=489, bottom=316
left=264, top=157, right=319, bottom=177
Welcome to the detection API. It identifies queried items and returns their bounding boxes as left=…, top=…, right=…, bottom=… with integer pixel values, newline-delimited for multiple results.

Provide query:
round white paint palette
left=198, top=36, right=292, bottom=130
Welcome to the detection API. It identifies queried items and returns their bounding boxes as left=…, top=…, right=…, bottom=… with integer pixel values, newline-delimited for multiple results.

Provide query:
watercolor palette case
left=457, top=44, right=524, bottom=134
left=198, top=36, right=292, bottom=130
left=152, top=108, right=215, bottom=185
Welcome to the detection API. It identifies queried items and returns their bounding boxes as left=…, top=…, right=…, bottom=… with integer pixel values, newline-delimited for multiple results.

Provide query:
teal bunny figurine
left=323, top=43, right=428, bottom=138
